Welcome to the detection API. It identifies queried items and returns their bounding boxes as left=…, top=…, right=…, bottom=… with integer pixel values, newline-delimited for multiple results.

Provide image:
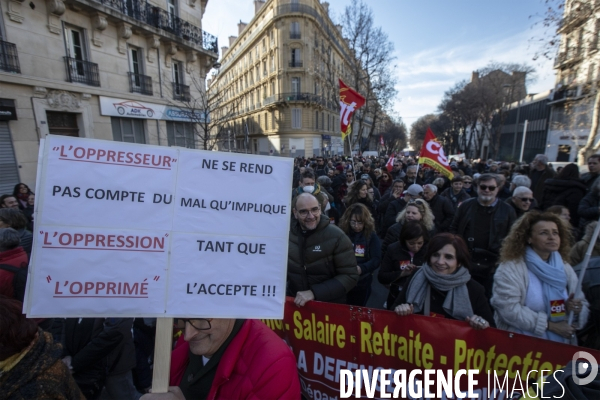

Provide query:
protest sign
left=25, top=135, right=292, bottom=319
left=265, top=298, right=600, bottom=400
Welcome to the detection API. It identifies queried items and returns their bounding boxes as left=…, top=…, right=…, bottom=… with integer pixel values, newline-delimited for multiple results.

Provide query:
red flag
left=418, top=128, right=453, bottom=179
left=386, top=153, right=395, bottom=172
left=339, top=79, right=366, bottom=141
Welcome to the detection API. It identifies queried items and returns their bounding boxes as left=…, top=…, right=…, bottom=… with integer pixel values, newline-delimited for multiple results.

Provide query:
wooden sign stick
left=152, top=318, right=174, bottom=394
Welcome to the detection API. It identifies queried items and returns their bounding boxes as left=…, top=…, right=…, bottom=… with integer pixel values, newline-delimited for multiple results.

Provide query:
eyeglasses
left=463, top=181, right=472, bottom=184
left=297, top=206, right=321, bottom=217
left=176, top=319, right=211, bottom=331
left=408, top=199, right=425, bottom=205
left=350, top=220, right=364, bottom=226
left=479, top=184, right=497, bottom=191
left=518, top=197, right=533, bottom=202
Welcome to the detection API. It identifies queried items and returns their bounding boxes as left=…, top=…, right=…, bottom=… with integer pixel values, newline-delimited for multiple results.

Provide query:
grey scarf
left=406, top=264, right=473, bottom=320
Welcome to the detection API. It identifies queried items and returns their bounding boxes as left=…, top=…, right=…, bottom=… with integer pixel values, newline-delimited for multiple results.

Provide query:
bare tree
left=380, top=115, right=407, bottom=155
left=436, top=62, right=535, bottom=159
left=410, top=114, right=439, bottom=152
left=340, top=1, right=398, bottom=152
left=164, top=69, right=244, bottom=151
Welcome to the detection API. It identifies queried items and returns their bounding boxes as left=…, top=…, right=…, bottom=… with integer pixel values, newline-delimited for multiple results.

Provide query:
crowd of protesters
left=287, top=153, right=599, bottom=341
left=2, top=153, right=600, bottom=398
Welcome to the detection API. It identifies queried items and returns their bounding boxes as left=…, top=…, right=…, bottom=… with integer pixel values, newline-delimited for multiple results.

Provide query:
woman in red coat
left=0, top=228, right=28, bottom=298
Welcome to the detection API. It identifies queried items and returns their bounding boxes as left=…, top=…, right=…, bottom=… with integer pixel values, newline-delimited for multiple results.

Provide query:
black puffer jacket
left=426, top=195, right=455, bottom=232
left=541, top=178, right=587, bottom=227
left=382, top=198, right=407, bottom=235
left=378, top=241, right=426, bottom=309
left=287, top=215, right=359, bottom=303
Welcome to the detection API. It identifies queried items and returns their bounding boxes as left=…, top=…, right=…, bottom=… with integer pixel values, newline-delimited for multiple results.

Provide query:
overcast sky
left=203, top=0, right=558, bottom=130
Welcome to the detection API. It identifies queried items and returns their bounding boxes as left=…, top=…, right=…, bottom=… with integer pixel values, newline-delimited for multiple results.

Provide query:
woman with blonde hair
left=339, top=203, right=381, bottom=306
left=381, top=199, right=435, bottom=256
left=492, top=212, right=589, bottom=343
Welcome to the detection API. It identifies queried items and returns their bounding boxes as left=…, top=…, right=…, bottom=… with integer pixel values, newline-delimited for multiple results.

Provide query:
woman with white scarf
left=392, top=233, right=493, bottom=329
left=492, top=212, right=589, bottom=343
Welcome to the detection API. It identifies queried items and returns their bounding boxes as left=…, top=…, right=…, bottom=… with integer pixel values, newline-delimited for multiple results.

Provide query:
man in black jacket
left=287, top=193, right=358, bottom=306
left=450, top=174, right=517, bottom=298
left=422, top=184, right=455, bottom=232
left=61, top=318, right=139, bottom=400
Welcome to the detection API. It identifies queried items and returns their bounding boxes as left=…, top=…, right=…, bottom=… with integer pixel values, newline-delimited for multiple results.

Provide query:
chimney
left=221, top=46, right=229, bottom=55
left=335, top=24, right=342, bottom=35
left=321, top=1, right=329, bottom=13
left=471, top=71, right=479, bottom=82
left=238, top=20, right=248, bottom=35
left=228, top=36, right=237, bottom=47
left=254, top=0, right=265, bottom=15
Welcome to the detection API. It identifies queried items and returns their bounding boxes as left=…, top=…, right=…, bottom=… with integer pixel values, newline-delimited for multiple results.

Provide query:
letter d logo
left=572, top=351, right=598, bottom=386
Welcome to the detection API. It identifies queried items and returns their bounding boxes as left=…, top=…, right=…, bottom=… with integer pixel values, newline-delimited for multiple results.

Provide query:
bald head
left=293, top=193, right=321, bottom=231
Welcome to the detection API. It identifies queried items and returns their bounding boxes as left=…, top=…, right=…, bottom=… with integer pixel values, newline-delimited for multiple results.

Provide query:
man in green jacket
left=287, top=193, right=359, bottom=307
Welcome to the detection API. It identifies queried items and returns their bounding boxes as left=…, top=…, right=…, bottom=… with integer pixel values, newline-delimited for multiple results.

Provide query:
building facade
left=210, top=0, right=365, bottom=158
left=460, top=69, right=527, bottom=161
left=0, top=0, right=218, bottom=193
left=549, top=0, right=600, bottom=162
left=495, top=91, right=552, bottom=162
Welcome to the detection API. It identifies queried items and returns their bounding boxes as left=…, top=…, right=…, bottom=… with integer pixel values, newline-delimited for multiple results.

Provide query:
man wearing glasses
left=391, top=161, right=405, bottom=180
left=506, top=186, right=534, bottom=218
left=143, top=318, right=300, bottom=399
left=450, top=174, right=516, bottom=298
left=287, top=193, right=358, bottom=307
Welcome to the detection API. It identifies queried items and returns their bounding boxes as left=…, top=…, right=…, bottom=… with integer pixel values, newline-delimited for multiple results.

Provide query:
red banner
left=418, top=128, right=454, bottom=179
left=264, top=298, right=600, bottom=400
left=339, top=79, right=366, bottom=141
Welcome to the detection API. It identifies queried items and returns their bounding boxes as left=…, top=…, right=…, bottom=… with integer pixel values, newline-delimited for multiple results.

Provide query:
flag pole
left=567, top=215, right=600, bottom=344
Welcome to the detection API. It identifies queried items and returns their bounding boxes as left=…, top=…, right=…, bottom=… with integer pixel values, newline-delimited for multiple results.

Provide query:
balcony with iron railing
left=128, top=72, right=153, bottom=95
left=220, top=2, right=351, bottom=73
left=172, top=82, right=190, bottom=101
left=0, top=40, right=20, bottom=74
left=84, top=0, right=218, bottom=54
left=289, top=61, right=303, bottom=68
left=557, top=2, right=592, bottom=33
left=554, top=48, right=583, bottom=68
left=64, top=57, right=100, bottom=86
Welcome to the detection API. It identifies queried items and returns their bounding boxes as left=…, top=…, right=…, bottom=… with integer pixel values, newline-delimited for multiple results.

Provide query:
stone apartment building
left=209, top=0, right=371, bottom=158
left=547, top=0, right=600, bottom=162
left=0, top=0, right=218, bottom=193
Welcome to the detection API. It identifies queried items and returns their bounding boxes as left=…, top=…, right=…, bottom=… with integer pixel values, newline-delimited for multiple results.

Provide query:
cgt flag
left=418, top=128, right=454, bottom=179
left=386, top=154, right=395, bottom=173
left=339, top=79, right=365, bottom=141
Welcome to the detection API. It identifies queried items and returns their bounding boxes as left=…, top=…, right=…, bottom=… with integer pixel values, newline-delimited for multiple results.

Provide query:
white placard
left=26, top=135, right=293, bottom=318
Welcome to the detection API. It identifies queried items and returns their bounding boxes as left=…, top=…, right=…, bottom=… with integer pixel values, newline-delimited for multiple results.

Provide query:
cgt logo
left=550, top=299, right=566, bottom=317
left=572, top=351, right=598, bottom=386
left=425, top=140, right=449, bottom=167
